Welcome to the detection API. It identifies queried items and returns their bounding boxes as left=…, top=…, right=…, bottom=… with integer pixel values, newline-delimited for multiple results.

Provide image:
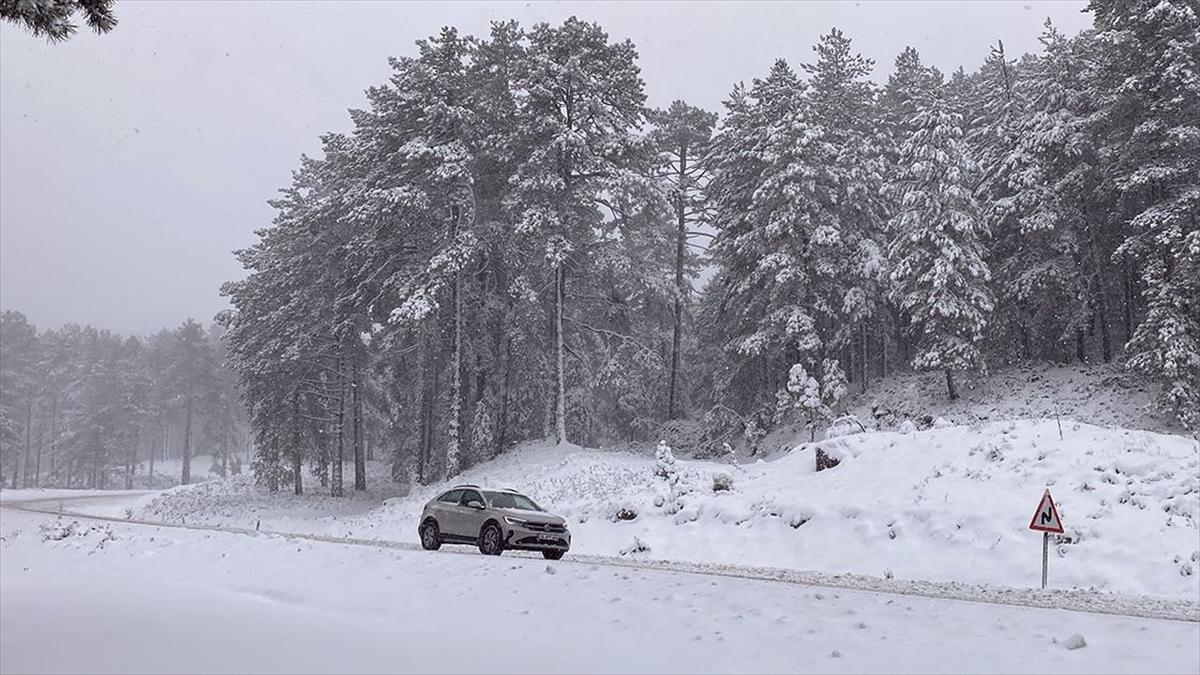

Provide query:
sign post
left=1028, top=489, right=1064, bottom=590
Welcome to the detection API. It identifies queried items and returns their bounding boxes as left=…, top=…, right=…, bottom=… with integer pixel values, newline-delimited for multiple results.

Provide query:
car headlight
left=504, top=516, right=529, bottom=526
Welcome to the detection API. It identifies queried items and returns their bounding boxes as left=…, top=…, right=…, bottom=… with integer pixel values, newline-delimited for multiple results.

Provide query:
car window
left=437, top=489, right=464, bottom=504
left=460, top=490, right=483, bottom=506
left=482, top=491, right=542, bottom=511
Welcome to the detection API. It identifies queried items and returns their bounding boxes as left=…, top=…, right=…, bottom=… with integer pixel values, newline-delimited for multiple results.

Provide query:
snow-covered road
left=2, top=495, right=1198, bottom=673
left=4, top=492, right=1196, bottom=623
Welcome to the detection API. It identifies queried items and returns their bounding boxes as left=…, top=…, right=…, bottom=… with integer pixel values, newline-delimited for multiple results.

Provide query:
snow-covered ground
left=1, top=506, right=1197, bottom=674
left=127, top=419, right=1200, bottom=601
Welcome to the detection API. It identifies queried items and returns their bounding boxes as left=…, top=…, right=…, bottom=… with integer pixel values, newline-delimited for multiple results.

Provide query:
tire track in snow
left=3, top=493, right=1196, bottom=624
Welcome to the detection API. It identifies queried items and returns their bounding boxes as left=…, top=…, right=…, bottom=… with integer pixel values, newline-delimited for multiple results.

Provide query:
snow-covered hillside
left=132, top=419, right=1200, bottom=601
left=840, top=363, right=1184, bottom=436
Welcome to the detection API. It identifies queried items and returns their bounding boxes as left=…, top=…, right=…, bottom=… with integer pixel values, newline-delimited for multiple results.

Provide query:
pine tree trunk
left=315, top=424, right=329, bottom=488
left=668, top=143, right=688, bottom=421
left=291, top=391, right=303, bottom=496
left=353, top=359, right=365, bottom=491
left=945, top=369, right=959, bottom=401
left=1095, top=290, right=1113, bottom=363
left=497, top=331, right=512, bottom=458
left=20, top=401, right=32, bottom=488
left=1122, top=259, right=1135, bottom=344
left=150, top=426, right=159, bottom=482
left=182, top=390, right=193, bottom=486
left=447, top=272, right=463, bottom=478
left=36, top=396, right=52, bottom=488
left=267, top=438, right=280, bottom=493
left=125, top=430, right=137, bottom=490
left=332, top=357, right=345, bottom=497
left=880, top=324, right=888, bottom=378
left=860, top=324, right=868, bottom=393
left=1075, top=329, right=1086, bottom=363
left=417, top=338, right=435, bottom=485
left=554, top=264, right=568, bottom=445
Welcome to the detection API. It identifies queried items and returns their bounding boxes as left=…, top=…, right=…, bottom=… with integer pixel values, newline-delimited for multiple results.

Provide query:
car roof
left=447, top=485, right=524, bottom=494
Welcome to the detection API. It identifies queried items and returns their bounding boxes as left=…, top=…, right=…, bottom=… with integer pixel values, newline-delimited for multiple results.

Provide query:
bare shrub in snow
left=619, top=536, right=651, bottom=556
left=612, top=507, right=638, bottom=522
left=39, top=520, right=117, bottom=551
left=825, top=414, right=866, bottom=439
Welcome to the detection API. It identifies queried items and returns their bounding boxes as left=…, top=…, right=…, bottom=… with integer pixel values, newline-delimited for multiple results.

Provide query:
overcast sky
left=0, top=0, right=1092, bottom=335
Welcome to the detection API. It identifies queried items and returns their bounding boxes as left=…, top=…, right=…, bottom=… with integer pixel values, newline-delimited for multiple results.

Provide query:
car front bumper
left=503, top=523, right=571, bottom=551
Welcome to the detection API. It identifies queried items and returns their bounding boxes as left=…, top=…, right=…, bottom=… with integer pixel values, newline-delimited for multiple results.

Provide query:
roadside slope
left=129, top=419, right=1200, bottom=602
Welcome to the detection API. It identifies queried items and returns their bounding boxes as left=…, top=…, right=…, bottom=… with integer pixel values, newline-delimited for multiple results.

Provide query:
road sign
left=1029, top=489, right=1064, bottom=590
left=1028, top=489, right=1064, bottom=534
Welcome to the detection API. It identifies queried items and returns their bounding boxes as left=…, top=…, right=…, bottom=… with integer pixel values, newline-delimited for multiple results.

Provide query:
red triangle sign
left=1029, top=489, right=1064, bottom=534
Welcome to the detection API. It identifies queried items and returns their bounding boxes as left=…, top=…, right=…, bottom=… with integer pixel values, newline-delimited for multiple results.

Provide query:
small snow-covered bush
left=654, top=440, right=678, bottom=480
left=712, top=472, right=734, bottom=492
left=654, top=441, right=684, bottom=514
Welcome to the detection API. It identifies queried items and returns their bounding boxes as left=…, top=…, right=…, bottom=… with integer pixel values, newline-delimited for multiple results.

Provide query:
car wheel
left=478, top=522, right=504, bottom=556
left=542, top=550, right=564, bottom=561
left=420, top=520, right=442, bottom=551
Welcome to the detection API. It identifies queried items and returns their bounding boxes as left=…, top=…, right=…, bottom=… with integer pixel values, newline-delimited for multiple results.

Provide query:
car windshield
left=483, top=491, right=542, bottom=512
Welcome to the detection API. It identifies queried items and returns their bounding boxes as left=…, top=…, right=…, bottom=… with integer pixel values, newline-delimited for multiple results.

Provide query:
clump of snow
left=897, top=420, right=918, bottom=433
left=1063, top=633, right=1087, bottom=650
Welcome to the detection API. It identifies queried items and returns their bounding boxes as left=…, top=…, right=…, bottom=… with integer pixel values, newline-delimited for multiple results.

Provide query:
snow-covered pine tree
left=887, top=89, right=993, bottom=400
left=705, top=59, right=838, bottom=421
left=647, top=101, right=717, bottom=421
left=967, top=40, right=1030, bottom=360
left=991, top=22, right=1109, bottom=365
left=1089, top=0, right=1200, bottom=428
left=878, top=47, right=943, bottom=369
left=802, top=29, right=889, bottom=389
left=508, top=18, right=648, bottom=446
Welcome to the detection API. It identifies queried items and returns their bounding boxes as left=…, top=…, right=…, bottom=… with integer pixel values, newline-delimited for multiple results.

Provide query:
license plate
left=539, top=535, right=556, bottom=542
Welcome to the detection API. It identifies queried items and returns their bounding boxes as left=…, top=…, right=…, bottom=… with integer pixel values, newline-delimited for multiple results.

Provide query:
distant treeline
left=0, top=312, right=246, bottom=489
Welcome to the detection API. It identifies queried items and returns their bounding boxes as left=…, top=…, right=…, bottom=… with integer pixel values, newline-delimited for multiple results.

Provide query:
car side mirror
left=466, top=500, right=484, bottom=510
